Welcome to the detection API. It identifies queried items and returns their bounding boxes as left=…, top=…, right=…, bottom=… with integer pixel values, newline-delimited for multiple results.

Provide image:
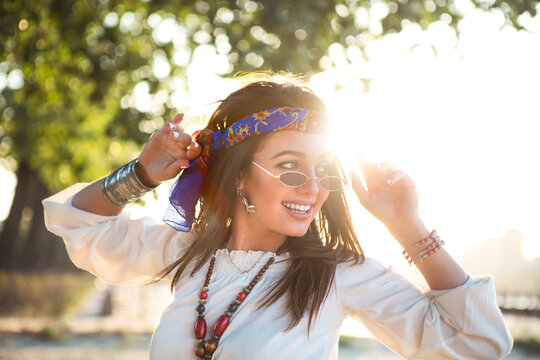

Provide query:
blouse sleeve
left=336, top=257, right=513, bottom=360
left=43, top=183, right=197, bottom=285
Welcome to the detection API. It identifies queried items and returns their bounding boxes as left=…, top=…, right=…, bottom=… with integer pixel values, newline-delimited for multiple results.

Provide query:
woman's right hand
left=136, top=113, right=201, bottom=187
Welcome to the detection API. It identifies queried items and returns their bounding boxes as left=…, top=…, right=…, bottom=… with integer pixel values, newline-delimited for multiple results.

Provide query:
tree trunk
left=0, top=163, right=75, bottom=270
left=20, top=177, right=49, bottom=269
left=20, top=176, right=74, bottom=270
left=0, top=162, right=32, bottom=269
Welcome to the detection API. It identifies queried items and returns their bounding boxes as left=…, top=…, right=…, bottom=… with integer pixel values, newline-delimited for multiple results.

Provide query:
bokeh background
left=1, top=0, right=539, bottom=359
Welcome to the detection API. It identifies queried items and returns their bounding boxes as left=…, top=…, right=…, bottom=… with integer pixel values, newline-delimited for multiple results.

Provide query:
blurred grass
left=0, top=271, right=95, bottom=317
left=37, top=323, right=67, bottom=341
left=514, top=336, right=540, bottom=355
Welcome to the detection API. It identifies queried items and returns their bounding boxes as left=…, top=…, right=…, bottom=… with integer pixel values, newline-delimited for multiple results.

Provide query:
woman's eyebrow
left=271, top=150, right=306, bottom=159
left=270, top=150, right=334, bottom=159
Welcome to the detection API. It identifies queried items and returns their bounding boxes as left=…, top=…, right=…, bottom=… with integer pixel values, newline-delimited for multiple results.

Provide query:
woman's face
left=238, top=130, right=334, bottom=238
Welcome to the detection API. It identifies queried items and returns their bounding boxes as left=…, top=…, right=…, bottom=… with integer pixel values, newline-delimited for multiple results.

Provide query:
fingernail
left=194, top=142, right=199, bottom=148
left=172, top=131, right=180, bottom=138
left=386, top=179, right=392, bottom=184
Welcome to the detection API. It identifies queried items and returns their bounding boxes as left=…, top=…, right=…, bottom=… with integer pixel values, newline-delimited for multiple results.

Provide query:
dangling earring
left=237, top=190, right=255, bottom=216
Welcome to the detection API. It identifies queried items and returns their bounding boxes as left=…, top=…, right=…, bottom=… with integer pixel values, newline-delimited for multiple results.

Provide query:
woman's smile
left=282, top=201, right=314, bottom=220
left=281, top=200, right=315, bottom=217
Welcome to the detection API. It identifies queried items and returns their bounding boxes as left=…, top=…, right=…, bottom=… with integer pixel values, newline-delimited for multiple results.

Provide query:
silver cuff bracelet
left=102, top=159, right=157, bottom=207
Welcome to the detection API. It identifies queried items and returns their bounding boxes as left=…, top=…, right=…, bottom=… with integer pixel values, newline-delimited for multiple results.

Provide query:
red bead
left=213, top=315, right=230, bottom=336
left=237, top=292, right=247, bottom=301
left=199, top=291, right=208, bottom=300
left=194, top=318, right=207, bottom=339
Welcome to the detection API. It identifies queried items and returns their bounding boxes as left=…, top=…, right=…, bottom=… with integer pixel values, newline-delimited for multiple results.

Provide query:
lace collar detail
left=212, top=248, right=291, bottom=275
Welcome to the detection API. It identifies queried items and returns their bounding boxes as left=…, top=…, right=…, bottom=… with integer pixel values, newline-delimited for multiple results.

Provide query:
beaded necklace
left=194, top=254, right=275, bottom=359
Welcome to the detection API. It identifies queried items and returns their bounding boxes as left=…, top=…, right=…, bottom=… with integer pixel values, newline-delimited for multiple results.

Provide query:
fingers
left=369, top=161, right=414, bottom=188
left=172, top=113, right=184, bottom=125
left=164, top=113, right=202, bottom=162
left=186, top=140, right=202, bottom=160
left=357, top=157, right=401, bottom=187
left=357, top=158, right=385, bottom=184
left=166, top=113, right=185, bottom=133
left=377, top=162, right=398, bottom=185
left=167, top=158, right=191, bottom=176
left=165, top=113, right=192, bottom=149
left=168, top=129, right=192, bottom=148
left=376, top=161, right=397, bottom=173
left=386, top=169, right=405, bottom=185
left=166, top=123, right=184, bottom=134
left=164, top=141, right=200, bottom=175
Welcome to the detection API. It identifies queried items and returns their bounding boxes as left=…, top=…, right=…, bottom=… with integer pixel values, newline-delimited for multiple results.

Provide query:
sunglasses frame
left=251, top=161, right=346, bottom=192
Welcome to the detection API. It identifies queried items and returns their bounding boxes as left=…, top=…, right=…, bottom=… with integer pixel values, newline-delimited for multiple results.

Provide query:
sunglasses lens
left=279, top=172, right=308, bottom=187
left=279, top=172, right=346, bottom=190
left=320, top=177, right=346, bottom=191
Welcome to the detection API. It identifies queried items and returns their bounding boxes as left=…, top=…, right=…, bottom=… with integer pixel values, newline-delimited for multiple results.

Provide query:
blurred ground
left=1, top=282, right=539, bottom=359
left=0, top=333, right=401, bottom=360
left=1, top=333, right=539, bottom=359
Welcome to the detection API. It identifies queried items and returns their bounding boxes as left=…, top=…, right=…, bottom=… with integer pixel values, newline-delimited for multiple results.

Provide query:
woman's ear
left=236, top=176, right=244, bottom=193
left=236, top=168, right=248, bottom=192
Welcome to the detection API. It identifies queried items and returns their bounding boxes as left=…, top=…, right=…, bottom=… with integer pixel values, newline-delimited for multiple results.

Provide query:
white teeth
left=283, top=202, right=311, bottom=213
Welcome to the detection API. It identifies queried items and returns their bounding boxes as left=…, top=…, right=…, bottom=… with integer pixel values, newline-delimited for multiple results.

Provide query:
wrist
left=102, top=159, right=158, bottom=207
left=135, top=160, right=160, bottom=187
left=386, top=216, right=430, bottom=249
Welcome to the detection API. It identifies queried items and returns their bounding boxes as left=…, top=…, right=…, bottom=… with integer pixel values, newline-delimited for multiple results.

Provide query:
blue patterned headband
left=163, top=107, right=330, bottom=231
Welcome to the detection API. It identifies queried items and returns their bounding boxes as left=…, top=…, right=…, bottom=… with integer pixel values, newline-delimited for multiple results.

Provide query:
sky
left=1, top=4, right=539, bottom=265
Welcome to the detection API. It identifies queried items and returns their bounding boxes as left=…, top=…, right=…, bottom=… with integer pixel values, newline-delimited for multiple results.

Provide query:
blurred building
left=456, top=229, right=540, bottom=295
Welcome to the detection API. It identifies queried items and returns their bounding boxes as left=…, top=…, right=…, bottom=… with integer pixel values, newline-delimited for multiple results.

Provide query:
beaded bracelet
left=402, top=230, right=445, bottom=266
left=403, top=231, right=443, bottom=265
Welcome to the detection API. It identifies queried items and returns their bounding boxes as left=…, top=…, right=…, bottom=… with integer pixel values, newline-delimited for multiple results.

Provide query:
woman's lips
left=281, top=202, right=313, bottom=220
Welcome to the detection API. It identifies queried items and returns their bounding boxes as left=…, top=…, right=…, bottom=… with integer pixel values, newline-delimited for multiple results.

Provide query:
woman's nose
left=298, top=174, right=320, bottom=194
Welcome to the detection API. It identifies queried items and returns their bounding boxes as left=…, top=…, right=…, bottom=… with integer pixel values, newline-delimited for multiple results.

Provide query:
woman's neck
left=227, top=221, right=287, bottom=253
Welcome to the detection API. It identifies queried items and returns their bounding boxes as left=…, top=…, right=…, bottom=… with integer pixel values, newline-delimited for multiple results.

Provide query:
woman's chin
left=281, top=225, right=311, bottom=238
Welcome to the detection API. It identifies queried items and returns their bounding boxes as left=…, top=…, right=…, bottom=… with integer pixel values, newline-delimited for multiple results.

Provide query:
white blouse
left=43, top=184, right=513, bottom=360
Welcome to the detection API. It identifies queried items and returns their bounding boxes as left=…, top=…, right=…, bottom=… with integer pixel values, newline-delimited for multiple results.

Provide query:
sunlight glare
left=311, top=10, right=540, bottom=261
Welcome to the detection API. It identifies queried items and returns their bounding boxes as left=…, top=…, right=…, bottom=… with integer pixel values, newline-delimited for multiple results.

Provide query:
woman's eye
left=317, top=164, right=330, bottom=174
left=277, top=161, right=332, bottom=173
left=277, top=161, right=296, bottom=170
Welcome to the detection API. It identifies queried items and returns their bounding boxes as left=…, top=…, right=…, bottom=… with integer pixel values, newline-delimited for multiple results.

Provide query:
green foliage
left=514, top=336, right=540, bottom=355
left=0, top=0, right=535, bottom=191
left=338, top=334, right=356, bottom=347
left=0, top=271, right=95, bottom=317
left=1, top=0, right=156, bottom=191
left=338, top=334, right=394, bottom=353
left=38, top=323, right=66, bottom=342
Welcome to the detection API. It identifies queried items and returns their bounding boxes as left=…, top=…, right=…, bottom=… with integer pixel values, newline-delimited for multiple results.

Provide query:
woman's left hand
left=350, top=158, right=420, bottom=228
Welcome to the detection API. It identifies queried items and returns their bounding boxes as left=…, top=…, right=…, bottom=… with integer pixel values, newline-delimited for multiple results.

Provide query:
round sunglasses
left=252, top=161, right=346, bottom=191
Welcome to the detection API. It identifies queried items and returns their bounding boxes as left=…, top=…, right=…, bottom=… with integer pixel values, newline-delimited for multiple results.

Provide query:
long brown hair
left=158, top=73, right=364, bottom=334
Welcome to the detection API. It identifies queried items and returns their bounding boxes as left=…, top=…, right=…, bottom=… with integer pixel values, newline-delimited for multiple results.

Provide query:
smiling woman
left=43, top=73, right=511, bottom=359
